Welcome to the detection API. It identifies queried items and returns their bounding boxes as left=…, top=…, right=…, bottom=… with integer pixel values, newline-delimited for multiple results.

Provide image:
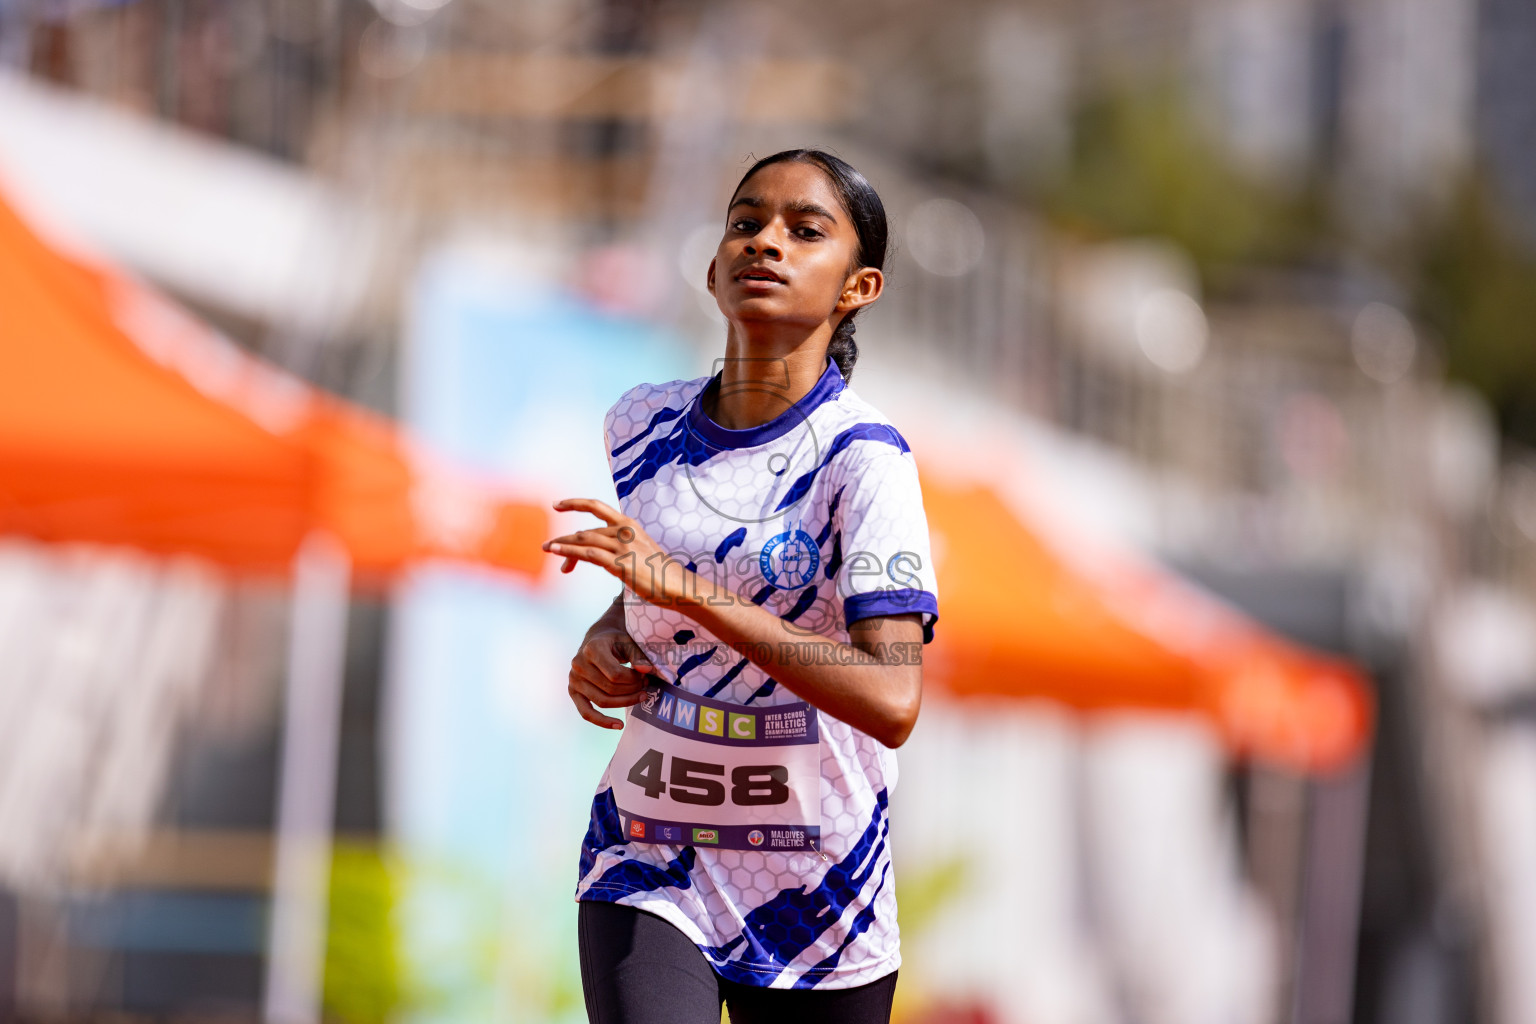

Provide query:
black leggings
left=578, top=900, right=898, bottom=1024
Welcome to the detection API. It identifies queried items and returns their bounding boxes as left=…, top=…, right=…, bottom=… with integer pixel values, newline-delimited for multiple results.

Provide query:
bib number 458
left=626, top=749, right=789, bottom=806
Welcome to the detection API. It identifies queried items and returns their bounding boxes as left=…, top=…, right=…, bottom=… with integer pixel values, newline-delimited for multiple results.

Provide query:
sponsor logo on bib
left=769, top=828, right=808, bottom=848
left=747, top=830, right=765, bottom=847
left=629, top=819, right=645, bottom=839
left=692, top=828, right=720, bottom=844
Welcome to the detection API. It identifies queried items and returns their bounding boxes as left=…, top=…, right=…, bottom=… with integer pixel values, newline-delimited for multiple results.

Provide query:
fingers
left=553, top=497, right=625, bottom=526
left=544, top=528, right=627, bottom=572
left=567, top=625, right=660, bottom=731
left=545, top=539, right=598, bottom=568
left=613, top=636, right=656, bottom=675
left=574, top=654, right=651, bottom=700
left=570, top=672, right=647, bottom=711
left=545, top=499, right=633, bottom=573
left=585, top=637, right=649, bottom=691
left=569, top=689, right=623, bottom=730
left=545, top=543, right=614, bottom=569
left=547, top=529, right=624, bottom=552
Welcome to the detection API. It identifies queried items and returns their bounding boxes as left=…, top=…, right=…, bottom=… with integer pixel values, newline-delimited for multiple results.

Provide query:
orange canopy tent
left=0, top=191, right=547, bottom=584
left=920, top=468, right=1372, bottom=774
left=0, top=185, right=554, bottom=1022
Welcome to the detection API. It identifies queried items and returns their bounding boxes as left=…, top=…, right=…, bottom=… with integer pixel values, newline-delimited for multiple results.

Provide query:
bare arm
left=546, top=499, right=923, bottom=748
left=686, top=599, right=923, bottom=748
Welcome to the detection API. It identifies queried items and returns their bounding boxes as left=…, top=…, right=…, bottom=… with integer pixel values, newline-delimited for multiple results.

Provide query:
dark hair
left=731, top=149, right=888, bottom=381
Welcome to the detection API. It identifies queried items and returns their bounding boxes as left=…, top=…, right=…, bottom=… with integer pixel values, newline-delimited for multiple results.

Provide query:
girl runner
left=545, top=149, right=939, bottom=1024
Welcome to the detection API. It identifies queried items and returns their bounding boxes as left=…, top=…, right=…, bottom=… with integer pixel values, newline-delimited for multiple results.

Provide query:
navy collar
left=686, top=358, right=846, bottom=450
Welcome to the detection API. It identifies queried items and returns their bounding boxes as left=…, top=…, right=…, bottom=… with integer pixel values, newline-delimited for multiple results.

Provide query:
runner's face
left=708, top=161, right=860, bottom=330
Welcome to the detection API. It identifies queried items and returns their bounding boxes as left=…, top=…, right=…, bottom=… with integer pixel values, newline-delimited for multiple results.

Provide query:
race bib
left=611, top=680, right=821, bottom=852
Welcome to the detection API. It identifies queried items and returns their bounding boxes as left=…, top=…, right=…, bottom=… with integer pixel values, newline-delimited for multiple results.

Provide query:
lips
left=735, top=265, right=785, bottom=284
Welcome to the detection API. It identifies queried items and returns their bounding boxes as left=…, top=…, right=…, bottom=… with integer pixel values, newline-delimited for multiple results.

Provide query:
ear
left=834, top=266, right=884, bottom=313
left=706, top=257, right=717, bottom=296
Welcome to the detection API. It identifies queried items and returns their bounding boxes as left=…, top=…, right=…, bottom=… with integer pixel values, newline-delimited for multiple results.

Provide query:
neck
left=706, top=320, right=836, bottom=431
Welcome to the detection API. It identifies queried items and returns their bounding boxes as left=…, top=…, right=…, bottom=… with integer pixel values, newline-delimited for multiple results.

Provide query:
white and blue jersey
left=575, top=357, right=939, bottom=990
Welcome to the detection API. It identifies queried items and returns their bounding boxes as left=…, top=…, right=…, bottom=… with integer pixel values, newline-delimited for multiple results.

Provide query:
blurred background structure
left=0, top=0, right=1533, bottom=1022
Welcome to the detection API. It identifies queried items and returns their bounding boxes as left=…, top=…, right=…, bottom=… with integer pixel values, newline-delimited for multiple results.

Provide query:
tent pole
left=1288, top=753, right=1374, bottom=1024
left=263, top=533, right=351, bottom=1024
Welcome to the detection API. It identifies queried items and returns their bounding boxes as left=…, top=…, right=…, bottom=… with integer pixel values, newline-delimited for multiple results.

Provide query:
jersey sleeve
left=832, top=449, right=940, bottom=643
left=601, top=390, right=632, bottom=484
left=602, top=380, right=696, bottom=511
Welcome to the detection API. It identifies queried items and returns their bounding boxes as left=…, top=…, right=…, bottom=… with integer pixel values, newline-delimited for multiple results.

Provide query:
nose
left=743, top=225, right=784, bottom=260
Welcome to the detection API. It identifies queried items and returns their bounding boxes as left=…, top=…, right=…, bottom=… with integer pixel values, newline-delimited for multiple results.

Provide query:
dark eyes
left=729, top=218, right=824, bottom=239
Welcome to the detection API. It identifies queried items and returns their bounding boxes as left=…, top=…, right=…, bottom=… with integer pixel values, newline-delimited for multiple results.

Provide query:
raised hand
left=543, top=498, right=699, bottom=607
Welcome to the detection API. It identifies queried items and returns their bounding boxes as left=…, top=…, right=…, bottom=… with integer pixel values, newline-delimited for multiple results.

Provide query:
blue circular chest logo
left=760, top=529, right=820, bottom=589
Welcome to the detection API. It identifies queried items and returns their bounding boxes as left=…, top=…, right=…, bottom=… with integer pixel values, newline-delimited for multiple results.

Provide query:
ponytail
left=828, top=316, right=859, bottom=381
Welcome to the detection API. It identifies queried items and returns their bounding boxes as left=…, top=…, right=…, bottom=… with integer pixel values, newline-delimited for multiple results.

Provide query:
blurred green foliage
left=324, top=842, right=408, bottom=1024
left=1415, top=183, right=1536, bottom=442
left=895, top=854, right=972, bottom=938
left=1037, top=80, right=1536, bottom=444
left=321, top=842, right=584, bottom=1024
left=1041, top=81, right=1327, bottom=287
left=321, top=843, right=498, bottom=1024
left=891, top=856, right=974, bottom=1022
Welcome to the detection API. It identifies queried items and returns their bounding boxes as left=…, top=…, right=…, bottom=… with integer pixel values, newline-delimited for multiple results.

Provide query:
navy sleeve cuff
left=843, top=589, right=940, bottom=644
